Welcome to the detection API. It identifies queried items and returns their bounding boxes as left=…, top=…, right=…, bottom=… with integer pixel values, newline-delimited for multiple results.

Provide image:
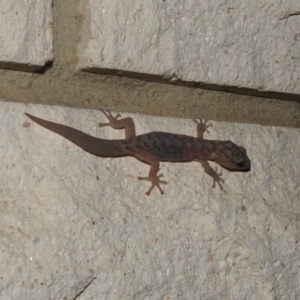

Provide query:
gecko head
left=210, top=141, right=251, bottom=172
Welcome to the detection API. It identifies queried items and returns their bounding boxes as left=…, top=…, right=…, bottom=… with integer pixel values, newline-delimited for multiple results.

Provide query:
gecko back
left=128, top=132, right=250, bottom=171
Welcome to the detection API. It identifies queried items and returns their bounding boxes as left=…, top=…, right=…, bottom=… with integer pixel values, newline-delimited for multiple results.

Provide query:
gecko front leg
left=193, top=119, right=212, bottom=139
left=196, top=159, right=225, bottom=190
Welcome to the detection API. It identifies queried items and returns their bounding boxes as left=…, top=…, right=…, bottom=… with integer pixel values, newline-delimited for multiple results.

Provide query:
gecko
left=25, top=110, right=251, bottom=195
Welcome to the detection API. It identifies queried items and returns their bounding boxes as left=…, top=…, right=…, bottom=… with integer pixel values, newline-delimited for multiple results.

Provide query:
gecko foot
left=211, top=168, right=225, bottom=190
left=99, top=109, right=122, bottom=128
left=138, top=174, right=167, bottom=196
left=193, top=119, right=212, bottom=134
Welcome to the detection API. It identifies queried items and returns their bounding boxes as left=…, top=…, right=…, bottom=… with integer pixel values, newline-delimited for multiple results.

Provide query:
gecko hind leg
left=134, top=152, right=167, bottom=195
left=138, top=173, right=167, bottom=196
left=99, top=109, right=136, bottom=139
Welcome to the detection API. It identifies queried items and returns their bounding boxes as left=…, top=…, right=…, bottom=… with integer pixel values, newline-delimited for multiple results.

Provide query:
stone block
left=79, top=0, right=300, bottom=94
left=0, top=0, right=53, bottom=71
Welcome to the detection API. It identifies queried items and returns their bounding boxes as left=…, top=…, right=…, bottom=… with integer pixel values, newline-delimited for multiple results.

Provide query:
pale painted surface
left=79, top=0, right=300, bottom=94
left=0, top=0, right=299, bottom=94
left=0, top=100, right=299, bottom=299
left=0, top=0, right=52, bottom=69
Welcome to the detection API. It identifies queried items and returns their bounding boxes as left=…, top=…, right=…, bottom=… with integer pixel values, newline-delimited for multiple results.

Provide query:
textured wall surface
left=79, top=0, right=300, bottom=94
left=0, top=1, right=299, bottom=299
left=0, top=0, right=299, bottom=95
left=0, top=0, right=52, bottom=70
left=0, top=100, right=299, bottom=299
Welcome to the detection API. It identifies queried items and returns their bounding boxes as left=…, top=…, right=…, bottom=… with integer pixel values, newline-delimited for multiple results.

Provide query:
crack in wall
left=279, top=11, right=300, bottom=20
left=74, top=277, right=97, bottom=300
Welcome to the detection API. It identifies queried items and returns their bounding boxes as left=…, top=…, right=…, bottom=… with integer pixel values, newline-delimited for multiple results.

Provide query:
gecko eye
left=237, top=162, right=245, bottom=167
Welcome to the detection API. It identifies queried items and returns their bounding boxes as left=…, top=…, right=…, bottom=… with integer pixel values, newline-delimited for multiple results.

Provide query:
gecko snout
left=237, top=161, right=246, bottom=167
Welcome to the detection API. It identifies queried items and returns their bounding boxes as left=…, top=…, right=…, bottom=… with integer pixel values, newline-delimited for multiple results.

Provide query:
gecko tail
left=25, top=113, right=129, bottom=157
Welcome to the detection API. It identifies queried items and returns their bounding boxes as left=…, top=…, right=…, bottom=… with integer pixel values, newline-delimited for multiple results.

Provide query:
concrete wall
left=0, top=1, right=300, bottom=299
